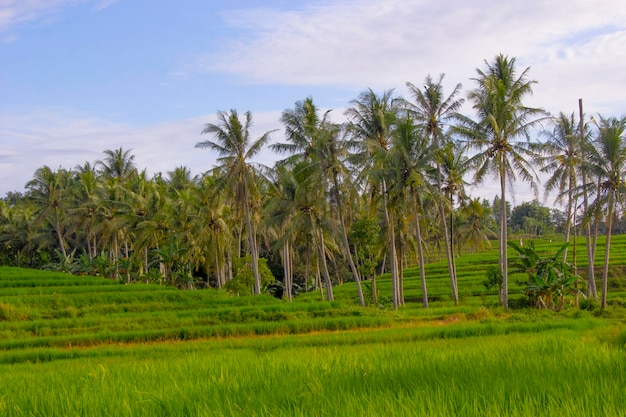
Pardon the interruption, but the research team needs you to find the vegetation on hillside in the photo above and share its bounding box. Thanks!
[2,54,626,310]
[0,266,625,416]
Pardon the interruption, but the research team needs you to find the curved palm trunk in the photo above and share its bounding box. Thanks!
[601,192,614,311]
[53,207,68,259]
[331,181,365,307]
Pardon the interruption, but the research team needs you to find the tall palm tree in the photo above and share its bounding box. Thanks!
[390,112,434,307]
[196,110,274,295]
[538,113,585,262]
[70,162,101,260]
[95,148,139,279]
[455,54,547,308]
[26,166,71,259]
[577,107,599,299]
[274,98,364,305]
[264,165,299,301]
[97,147,137,181]
[589,115,626,310]
[195,174,231,288]
[456,197,496,254]
[346,89,402,309]
[440,141,469,269]
[405,74,464,304]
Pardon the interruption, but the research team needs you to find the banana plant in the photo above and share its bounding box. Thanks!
[508,241,583,310]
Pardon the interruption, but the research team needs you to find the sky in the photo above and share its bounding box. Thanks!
[1,0,626,205]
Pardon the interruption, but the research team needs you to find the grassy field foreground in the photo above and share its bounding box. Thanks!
[0,318,624,416]
[1,234,626,416]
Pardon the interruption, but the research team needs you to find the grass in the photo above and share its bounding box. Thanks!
[0,323,624,416]
[0,234,626,416]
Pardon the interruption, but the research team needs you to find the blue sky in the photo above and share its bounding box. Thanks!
[1,0,626,204]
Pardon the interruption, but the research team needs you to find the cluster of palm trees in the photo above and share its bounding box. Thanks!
[1,54,625,310]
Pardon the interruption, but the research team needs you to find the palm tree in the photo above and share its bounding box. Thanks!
[538,112,585,262]
[456,197,496,254]
[440,141,470,266]
[196,110,274,295]
[390,112,434,307]
[405,74,464,304]
[97,147,137,181]
[70,162,101,261]
[264,165,298,301]
[26,166,71,259]
[195,174,231,289]
[577,106,599,299]
[274,98,364,305]
[455,54,547,308]
[589,115,626,310]
[346,89,402,309]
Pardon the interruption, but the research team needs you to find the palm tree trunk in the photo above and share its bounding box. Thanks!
[330,176,365,306]
[371,272,378,304]
[578,99,597,299]
[304,243,311,292]
[411,191,428,308]
[437,174,458,305]
[601,193,614,311]
[113,234,119,280]
[382,183,399,309]
[124,238,131,284]
[242,187,261,295]
[283,240,293,302]
[563,175,574,262]
[499,162,509,309]
[398,244,405,306]
[54,207,68,259]
[317,227,334,302]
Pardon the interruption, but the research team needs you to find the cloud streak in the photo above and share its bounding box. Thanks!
[0,0,82,35]
[202,0,626,116]
[0,108,282,195]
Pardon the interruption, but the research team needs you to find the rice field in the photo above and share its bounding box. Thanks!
[0,234,625,416]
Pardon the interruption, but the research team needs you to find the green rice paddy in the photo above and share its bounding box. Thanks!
[0,235,625,416]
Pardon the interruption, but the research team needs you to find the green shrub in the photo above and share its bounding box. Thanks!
[579,298,598,312]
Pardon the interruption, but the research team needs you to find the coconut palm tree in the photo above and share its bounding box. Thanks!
[455,54,547,308]
[577,109,599,299]
[70,162,101,261]
[405,74,464,304]
[346,89,403,309]
[538,112,586,262]
[456,197,496,254]
[196,110,274,295]
[390,112,434,307]
[588,115,626,310]
[274,97,364,305]
[26,166,71,259]
[97,147,137,181]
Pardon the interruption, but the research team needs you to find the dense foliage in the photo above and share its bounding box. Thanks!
[0,266,625,416]
[2,54,626,310]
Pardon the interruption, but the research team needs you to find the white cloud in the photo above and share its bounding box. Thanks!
[200,0,626,117]
[0,0,82,35]
[0,108,283,195]
[93,0,120,12]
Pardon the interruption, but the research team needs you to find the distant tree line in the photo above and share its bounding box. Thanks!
[2,54,625,310]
